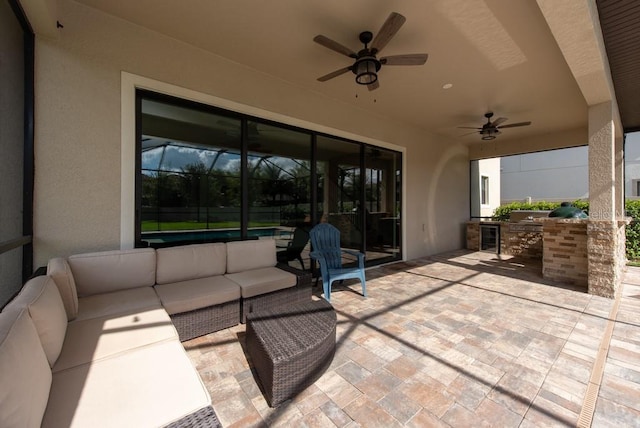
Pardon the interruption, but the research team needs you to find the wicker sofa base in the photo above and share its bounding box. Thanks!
[165,405,221,428]
[171,300,241,341]
[242,283,312,323]
[240,262,313,323]
[246,299,337,407]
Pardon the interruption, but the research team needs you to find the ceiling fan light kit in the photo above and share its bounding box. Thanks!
[354,57,380,85]
[353,31,381,85]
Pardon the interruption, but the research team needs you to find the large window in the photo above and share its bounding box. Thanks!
[1,0,34,308]
[136,90,402,268]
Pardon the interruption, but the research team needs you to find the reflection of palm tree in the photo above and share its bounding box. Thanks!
[181,162,208,221]
[256,163,290,205]
[207,162,241,208]
[180,161,244,214]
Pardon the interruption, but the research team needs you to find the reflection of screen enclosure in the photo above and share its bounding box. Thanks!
[141,99,243,233]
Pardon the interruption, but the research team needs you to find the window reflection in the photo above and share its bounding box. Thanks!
[247,122,312,268]
[137,92,401,267]
[140,98,241,244]
[364,146,402,262]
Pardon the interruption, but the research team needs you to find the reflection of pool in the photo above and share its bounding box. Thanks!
[142,227,290,244]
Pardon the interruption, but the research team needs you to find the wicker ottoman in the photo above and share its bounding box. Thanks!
[246,299,336,407]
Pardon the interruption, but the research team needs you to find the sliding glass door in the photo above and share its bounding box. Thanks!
[363,147,402,263]
[136,90,402,267]
[316,136,363,256]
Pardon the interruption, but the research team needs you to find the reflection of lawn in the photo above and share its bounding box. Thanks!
[142,221,279,232]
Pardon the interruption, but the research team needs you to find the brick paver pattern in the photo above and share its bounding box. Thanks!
[183,250,640,427]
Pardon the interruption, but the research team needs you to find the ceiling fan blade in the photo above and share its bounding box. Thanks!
[368,80,380,91]
[459,131,480,137]
[457,126,482,130]
[491,117,508,127]
[498,121,532,128]
[371,12,406,54]
[313,35,357,58]
[317,66,352,82]
[380,53,428,66]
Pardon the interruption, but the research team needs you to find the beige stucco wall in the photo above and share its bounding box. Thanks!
[32,0,469,267]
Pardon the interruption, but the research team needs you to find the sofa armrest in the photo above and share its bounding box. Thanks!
[276,263,312,287]
[47,258,79,321]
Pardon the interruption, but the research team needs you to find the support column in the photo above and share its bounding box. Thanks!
[587,101,625,298]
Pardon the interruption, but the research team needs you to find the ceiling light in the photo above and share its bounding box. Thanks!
[442,83,453,89]
[354,56,381,85]
[482,135,496,140]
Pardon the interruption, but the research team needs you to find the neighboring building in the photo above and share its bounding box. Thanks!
[501,146,589,204]
[471,158,501,218]
[498,132,640,204]
[625,132,640,200]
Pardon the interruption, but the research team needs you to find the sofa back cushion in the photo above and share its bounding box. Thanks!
[0,306,52,428]
[156,243,227,285]
[226,239,277,274]
[13,276,68,367]
[68,248,156,297]
[47,258,79,320]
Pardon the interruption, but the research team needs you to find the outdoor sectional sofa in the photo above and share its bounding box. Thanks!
[0,239,311,427]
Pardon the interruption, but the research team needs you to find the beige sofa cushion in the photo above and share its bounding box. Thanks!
[0,306,52,428]
[43,341,211,428]
[47,258,79,320]
[226,239,277,274]
[68,248,156,297]
[53,308,177,372]
[225,266,297,298]
[155,276,241,315]
[13,276,68,367]
[75,287,162,321]
[156,243,226,285]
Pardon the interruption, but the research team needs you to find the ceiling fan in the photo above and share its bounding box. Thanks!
[313,12,428,91]
[459,112,532,140]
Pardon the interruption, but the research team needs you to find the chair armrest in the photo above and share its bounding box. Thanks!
[342,249,362,257]
[276,262,312,287]
[342,249,365,267]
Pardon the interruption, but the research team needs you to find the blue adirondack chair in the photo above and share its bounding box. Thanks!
[309,223,367,302]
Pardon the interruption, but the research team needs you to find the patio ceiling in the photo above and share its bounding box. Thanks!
[62,1,620,145]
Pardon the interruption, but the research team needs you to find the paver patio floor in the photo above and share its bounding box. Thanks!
[183,250,640,427]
